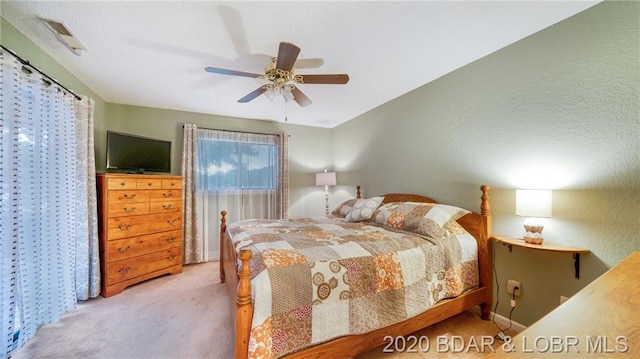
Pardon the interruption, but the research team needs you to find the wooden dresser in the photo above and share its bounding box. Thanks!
[97,173,184,297]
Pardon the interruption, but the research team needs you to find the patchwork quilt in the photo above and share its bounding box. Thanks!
[227,216,479,358]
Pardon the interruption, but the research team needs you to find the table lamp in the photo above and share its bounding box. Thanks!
[316,170,336,215]
[515,189,552,244]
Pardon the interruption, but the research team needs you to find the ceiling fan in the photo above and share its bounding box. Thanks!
[205,42,349,107]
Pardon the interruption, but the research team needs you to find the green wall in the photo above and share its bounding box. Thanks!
[104,103,334,218]
[333,1,639,326]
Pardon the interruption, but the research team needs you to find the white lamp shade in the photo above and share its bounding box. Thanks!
[516,189,552,218]
[316,172,336,186]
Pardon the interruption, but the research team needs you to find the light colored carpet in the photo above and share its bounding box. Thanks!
[13,262,233,359]
[12,262,512,358]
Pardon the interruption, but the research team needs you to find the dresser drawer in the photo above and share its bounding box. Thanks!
[149,189,182,202]
[137,178,162,189]
[108,190,150,204]
[106,229,182,262]
[150,200,181,214]
[106,247,182,285]
[107,202,150,217]
[107,177,138,190]
[162,178,181,190]
[107,213,183,240]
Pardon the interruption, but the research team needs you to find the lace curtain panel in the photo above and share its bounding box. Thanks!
[181,125,289,263]
[0,50,99,358]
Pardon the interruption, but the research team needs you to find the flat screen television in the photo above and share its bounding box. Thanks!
[106,131,171,173]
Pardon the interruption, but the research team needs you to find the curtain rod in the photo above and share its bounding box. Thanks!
[1,44,82,101]
[183,124,286,137]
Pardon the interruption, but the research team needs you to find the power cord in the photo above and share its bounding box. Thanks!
[492,242,518,341]
[503,288,518,333]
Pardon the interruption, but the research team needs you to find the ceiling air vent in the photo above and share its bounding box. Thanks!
[40,18,85,56]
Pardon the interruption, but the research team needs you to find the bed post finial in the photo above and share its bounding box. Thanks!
[356,185,361,199]
[480,185,491,216]
[221,210,227,232]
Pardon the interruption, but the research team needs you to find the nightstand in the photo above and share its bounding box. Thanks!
[492,234,589,279]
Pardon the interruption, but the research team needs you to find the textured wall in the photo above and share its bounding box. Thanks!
[333,1,639,326]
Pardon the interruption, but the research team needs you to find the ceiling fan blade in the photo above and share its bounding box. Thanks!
[219,5,250,56]
[294,58,324,69]
[290,86,312,107]
[296,74,350,84]
[205,67,261,78]
[275,42,300,72]
[238,86,268,103]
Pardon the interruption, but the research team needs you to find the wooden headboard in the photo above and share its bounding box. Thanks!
[380,193,438,204]
[355,186,438,204]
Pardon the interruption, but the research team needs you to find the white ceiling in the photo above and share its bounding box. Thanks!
[2,1,600,128]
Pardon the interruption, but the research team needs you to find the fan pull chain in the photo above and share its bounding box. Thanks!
[284,98,288,122]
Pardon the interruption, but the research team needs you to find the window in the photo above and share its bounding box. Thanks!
[197,136,278,192]
[184,128,286,263]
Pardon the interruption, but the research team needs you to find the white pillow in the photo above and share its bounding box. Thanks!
[331,199,358,217]
[345,196,385,222]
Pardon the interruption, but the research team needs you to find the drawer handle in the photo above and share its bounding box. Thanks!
[166,236,176,243]
[120,182,126,186]
[123,206,136,212]
[117,245,131,253]
[166,255,176,261]
[167,219,178,224]
[117,267,131,274]
[162,192,173,198]
[162,204,173,210]
[118,224,131,231]
[147,182,152,186]
[122,193,136,199]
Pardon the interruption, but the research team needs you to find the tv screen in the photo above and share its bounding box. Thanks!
[106,131,171,173]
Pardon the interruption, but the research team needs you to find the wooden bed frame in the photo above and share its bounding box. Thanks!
[220,185,492,358]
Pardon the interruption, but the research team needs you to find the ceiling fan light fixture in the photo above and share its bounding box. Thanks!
[281,85,294,101]
[264,86,278,101]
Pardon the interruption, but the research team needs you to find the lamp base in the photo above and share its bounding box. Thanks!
[523,224,544,244]
[324,186,330,215]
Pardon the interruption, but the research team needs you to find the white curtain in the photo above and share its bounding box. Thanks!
[181,126,288,262]
[0,49,99,358]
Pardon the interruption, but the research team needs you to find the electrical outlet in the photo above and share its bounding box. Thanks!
[507,279,522,297]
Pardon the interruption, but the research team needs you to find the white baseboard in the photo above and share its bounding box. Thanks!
[489,311,527,333]
[470,307,527,333]
[208,250,220,262]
